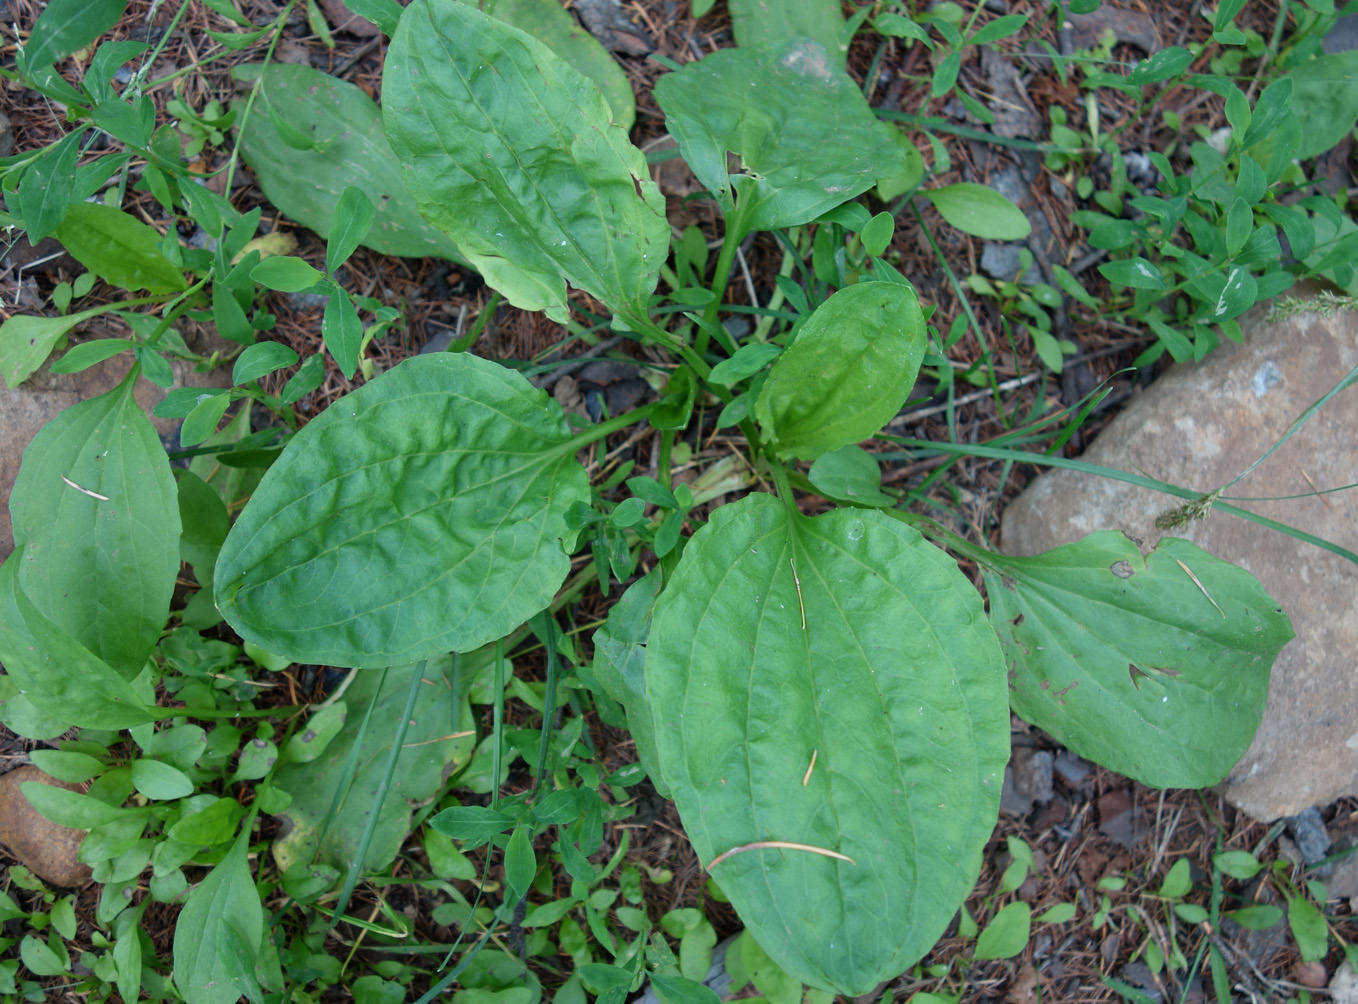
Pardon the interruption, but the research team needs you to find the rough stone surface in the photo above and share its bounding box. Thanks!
[0,766,92,887]
[0,316,234,560]
[1000,301,1358,821]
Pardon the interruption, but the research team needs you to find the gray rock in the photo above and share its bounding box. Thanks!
[1332,961,1358,1004]
[1287,806,1333,865]
[1323,15,1358,54]
[980,243,1042,285]
[999,296,1358,820]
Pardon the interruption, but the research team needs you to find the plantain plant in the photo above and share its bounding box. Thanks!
[197,3,1293,996]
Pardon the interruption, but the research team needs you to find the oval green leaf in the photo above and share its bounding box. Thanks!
[730,0,848,69]
[922,183,1031,241]
[986,532,1292,788]
[214,353,590,668]
[1098,256,1166,291]
[974,902,1032,960]
[232,62,465,261]
[130,759,195,800]
[0,557,155,731]
[756,281,926,459]
[464,0,636,129]
[52,202,186,294]
[173,828,263,1004]
[274,655,477,873]
[654,39,904,238]
[646,493,1009,993]
[383,0,667,322]
[9,375,180,677]
[0,304,112,387]
[232,341,299,386]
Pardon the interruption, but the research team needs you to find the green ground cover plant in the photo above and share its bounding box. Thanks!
[1,0,1357,1001]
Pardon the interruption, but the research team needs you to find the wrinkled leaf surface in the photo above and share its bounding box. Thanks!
[756,281,925,459]
[654,39,902,238]
[0,554,156,730]
[384,0,667,321]
[729,0,847,68]
[233,63,463,261]
[52,203,186,293]
[172,827,263,1004]
[647,493,1008,993]
[465,0,636,129]
[215,353,590,668]
[272,654,478,873]
[986,532,1291,788]
[10,375,179,677]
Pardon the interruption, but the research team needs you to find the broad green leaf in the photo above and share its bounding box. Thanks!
[986,532,1291,788]
[1036,902,1077,924]
[1227,904,1283,930]
[321,288,362,378]
[173,828,263,1004]
[807,445,893,506]
[272,654,478,873]
[974,902,1031,960]
[647,494,1009,993]
[249,256,322,292]
[21,778,143,829]
[16,128,82,246]
[49,338,134,374]
[708,343,781,385]
[969,13,1027,45]
[462,0,636,129]
[28,750,107,784]
[429,805,516,843]
[180,392,232,448]
[1126,46,1193,85]
[232,341,299,386]
[649,971,721,1004]
[590,568,669,797]
[18,936,67,977]
[215,353,590,667]
[1289,896,1328,961]
[168,797,242,846]
[336,0,401,35]
[654,39,903,240]
[921,183,1031,240]
[130,759,194,800]
[756,281,926,459]
[0,562,156,730]
[1241,77,1294,151]
[1159,858,1193,898]
[1213,850,1263,880]
[0,304,113,387]
[504,825,536,903]
[9,375,179,676]
[730,0,847,69]
[874,129,926,202]
[1286,51,1358,160]
[1098,257,1166,291]
[325,186,376,275]
[931,50,960,97]
[232,63,463,261]
[861,211,895,258]
[52,203,186,294]
[279,703,346,764]
[22,0,127,73]
[1213,265,1258,320]
[383,0,667,322]
[0,676,70,740]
